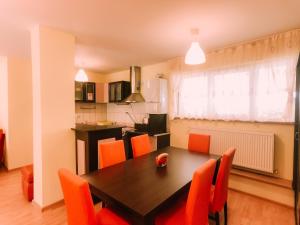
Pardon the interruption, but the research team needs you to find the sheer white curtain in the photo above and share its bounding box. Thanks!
[170,30,300,122]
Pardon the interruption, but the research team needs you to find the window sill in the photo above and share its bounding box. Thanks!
[171,117,294,126]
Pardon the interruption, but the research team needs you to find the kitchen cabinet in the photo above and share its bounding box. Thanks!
[75,82,96,103]
[143,78,168,113]
[109,81,131,102]
[96,83,108,103]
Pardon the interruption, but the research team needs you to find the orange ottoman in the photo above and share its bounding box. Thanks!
[21,165,33,201]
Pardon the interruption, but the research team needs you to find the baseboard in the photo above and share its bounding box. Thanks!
[231,168,292,189]
[229,188,293,209]
[41,199,64,212]
[229,173,294,207]
[31,199,65,212]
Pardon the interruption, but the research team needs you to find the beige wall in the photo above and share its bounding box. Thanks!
[0,57,33,170]
[6,57,33,169]
[171,119,294,180]
[0,56,8,166]
[85,70,106,83]
[104,61,172,82]
[31,26,76,208]
[0,57,8,132]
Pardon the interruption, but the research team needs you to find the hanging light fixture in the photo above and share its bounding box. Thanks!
[185,28,206,65]
[75,69,88,82]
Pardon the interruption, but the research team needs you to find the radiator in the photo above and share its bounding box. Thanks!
[189,128,275,174]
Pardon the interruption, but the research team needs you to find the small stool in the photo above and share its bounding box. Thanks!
[21,164,33,201]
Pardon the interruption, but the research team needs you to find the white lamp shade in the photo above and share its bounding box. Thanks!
[75,69,88,82]
[185,42,206,65]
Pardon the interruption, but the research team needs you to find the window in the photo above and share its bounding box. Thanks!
[171,58,296,122]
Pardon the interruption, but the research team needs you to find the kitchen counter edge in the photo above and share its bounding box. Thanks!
[71,124,124,132]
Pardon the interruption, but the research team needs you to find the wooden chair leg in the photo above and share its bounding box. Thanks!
[215,212,220,225]
[224,202,228,225]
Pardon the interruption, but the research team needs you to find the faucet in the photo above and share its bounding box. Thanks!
[126,112,137,124]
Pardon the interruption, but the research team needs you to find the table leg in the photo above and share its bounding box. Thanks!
[213,158,220,185]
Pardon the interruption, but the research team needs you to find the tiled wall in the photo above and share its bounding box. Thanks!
[106,103,160,126]
[75,103,107,124]
[75,102,161,126]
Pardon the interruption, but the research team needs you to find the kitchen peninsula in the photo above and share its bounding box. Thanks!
[72,124,123,174]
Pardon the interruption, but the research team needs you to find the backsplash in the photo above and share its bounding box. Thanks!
[75,102,162,125]
[106,103,160,126]
[75,103,107,124]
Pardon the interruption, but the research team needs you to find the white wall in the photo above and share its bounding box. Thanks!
[31,26,76,207]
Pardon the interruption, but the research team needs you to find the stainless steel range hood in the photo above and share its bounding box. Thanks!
[124,66,145,103]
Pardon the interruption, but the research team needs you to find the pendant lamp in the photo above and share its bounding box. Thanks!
[75,69,88,82]
[185,28,206,65]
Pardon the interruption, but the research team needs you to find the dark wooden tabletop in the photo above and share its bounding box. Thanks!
[82,146,220,225]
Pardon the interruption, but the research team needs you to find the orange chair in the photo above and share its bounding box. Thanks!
[155,159,217,225]
[58,168,129,225]
[188,133,210,154]
[21,164,33,201]
[131,134,152,158]
[98,140,126,169]
[209,147,236,225]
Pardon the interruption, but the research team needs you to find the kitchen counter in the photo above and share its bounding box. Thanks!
[72,123,124,132]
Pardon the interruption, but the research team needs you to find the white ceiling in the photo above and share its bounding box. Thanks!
[0,0,300,73]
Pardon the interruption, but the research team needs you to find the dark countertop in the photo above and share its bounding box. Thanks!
[72,124,124,132]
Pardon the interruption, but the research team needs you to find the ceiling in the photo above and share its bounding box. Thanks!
[0,0,300,73]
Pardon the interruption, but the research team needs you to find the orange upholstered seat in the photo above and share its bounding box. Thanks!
[131,134,152,158]
[188,133,210,154]
[209,147,236,225]
[155,159,217,225]
[21,164,34,201]
[98,140,126,169]
[58,168,129,225]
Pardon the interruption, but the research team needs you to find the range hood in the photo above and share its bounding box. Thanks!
[124,66,145,103]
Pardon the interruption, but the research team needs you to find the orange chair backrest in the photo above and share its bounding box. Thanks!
[99,140,126,169]
[186,159,216,225]
[188,133,210,154]
[58,169,97,225]
[211,147,236,212]
[131,134,152,158]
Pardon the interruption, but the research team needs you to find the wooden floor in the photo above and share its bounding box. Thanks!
[0,167,294,225]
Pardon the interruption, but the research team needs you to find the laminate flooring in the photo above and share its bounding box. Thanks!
[0,167,294,225]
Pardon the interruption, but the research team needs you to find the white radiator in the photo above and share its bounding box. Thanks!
[189,128,275,174]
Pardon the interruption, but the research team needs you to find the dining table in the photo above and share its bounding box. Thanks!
[82,146,221,225]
